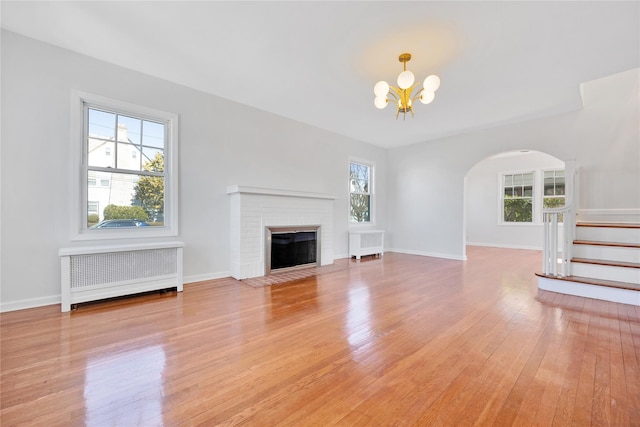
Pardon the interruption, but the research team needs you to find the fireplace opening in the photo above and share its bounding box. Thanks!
[265,226,320,274]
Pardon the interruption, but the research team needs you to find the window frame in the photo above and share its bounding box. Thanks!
[499,170,536,225]
[348,158,375,226]
[71,91,179,241]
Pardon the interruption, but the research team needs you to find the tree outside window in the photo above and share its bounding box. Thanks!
[350,162,372,223]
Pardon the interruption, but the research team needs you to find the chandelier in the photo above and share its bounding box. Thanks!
[373,53,441,120]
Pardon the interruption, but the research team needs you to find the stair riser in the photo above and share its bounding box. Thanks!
[538,277,640,306]
[571,263,640,285]
[576,227,640,244]
[572,245,640,264]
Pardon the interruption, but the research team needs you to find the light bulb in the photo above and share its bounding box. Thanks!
[397,70,415,89]
[374,81,390,97]
[420,91,435,104]
[423,75,441,92]
[374,96,388,109]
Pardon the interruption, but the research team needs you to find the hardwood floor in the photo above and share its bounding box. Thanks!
[1,247,638,426]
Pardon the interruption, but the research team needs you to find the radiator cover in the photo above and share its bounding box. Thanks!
[59,242,184,312]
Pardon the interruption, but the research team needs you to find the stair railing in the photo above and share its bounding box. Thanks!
[542,206,572,276]
[542,160,579,277]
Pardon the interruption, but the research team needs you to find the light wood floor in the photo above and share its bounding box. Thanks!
[1,247,638,426]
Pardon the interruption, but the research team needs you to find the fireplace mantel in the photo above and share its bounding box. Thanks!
[226,185,335,200]
[227,186,335,280]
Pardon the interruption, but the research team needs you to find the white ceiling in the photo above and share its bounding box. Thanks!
[2,1,638,148]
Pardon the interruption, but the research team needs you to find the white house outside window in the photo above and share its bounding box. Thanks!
[350,161,372,223]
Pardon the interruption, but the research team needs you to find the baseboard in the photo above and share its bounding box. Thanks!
[388,248,467,261]
[466,242,542,251]
[578,208,640,223]
[538,276,640,306]
[1,295,61,313]
[183,271,231,284]
[1,271,233,313]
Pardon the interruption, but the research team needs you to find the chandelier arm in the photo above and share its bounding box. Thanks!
[411,87,425,103]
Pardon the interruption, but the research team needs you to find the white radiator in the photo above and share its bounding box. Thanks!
[59,242,184,312]
[349,230,384,260]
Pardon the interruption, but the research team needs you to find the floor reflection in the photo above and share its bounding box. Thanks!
[268,278,318,319]
[84,345,165,426]
[346,285,372,347]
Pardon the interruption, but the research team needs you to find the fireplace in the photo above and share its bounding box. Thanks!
[227,185,335,280]
[265,226,320,274]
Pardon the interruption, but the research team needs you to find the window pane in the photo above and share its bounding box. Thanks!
[117,115,141,144]
[88,138,115,168]
[349,162,371,222]
[350,194,370,222]
[504,175,513,186]
[141,149,164,172]
[504,187,513,197]
[117,142,142,171]
[504,199,532,222]
[555,176,565,195]
[513,174,523,186]
[142,121,165,148]
[522,173,533,186]
[544,177,554,195]
[87,171,164,227]
[88,109,115,139]
[543,196,565,209]
[523,185,533,197]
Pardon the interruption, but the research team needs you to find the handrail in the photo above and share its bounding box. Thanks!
[542,205,573,276]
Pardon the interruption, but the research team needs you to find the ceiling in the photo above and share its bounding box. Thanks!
[2,1,638,149]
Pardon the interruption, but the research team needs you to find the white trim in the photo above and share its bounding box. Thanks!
[225,185,334,200]
[538,276,640,306]
[59,241,184,256]
[183,271,232,284]
[466,242,542,251]
[70,90,179,241]
[1,295,61,313]
[578,208,640,223]
[388,248,467,261]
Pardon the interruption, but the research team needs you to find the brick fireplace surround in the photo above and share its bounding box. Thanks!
[227,186,335,280]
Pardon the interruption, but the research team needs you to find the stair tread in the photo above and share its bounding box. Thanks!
[573,240,640,248]
[572,257,640,268]
[577,222,640,229]
[536,272,640,291]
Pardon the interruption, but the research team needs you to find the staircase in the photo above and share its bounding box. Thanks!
[537,222,640,306]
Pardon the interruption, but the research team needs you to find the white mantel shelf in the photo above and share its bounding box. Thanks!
[226,185,335,200]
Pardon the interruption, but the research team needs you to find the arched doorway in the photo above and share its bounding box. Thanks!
[463,150,565,258]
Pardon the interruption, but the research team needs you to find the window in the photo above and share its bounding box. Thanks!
[543,169,565,222]
[73,91,178,240]
[543,170,565,209]
[349,161,372,223]
[502,172,534,222]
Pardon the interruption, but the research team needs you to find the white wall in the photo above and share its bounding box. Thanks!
[465,151,564,250]
[0,31,387,310]
[388,68,639,260]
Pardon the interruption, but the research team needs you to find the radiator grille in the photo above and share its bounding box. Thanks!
[361,233,383,249]
[70,248,178,289]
